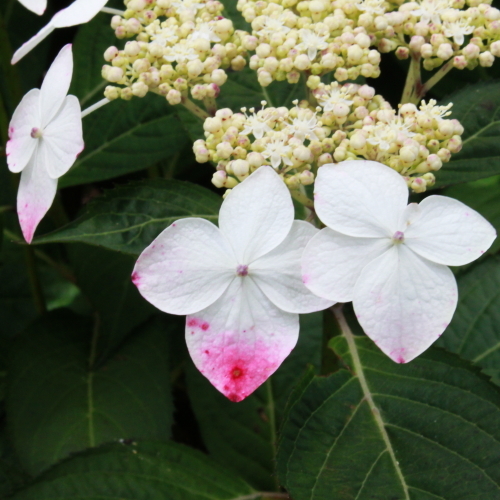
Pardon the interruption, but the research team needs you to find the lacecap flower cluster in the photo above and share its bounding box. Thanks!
[102,0,249,104]
[194,82,464,194]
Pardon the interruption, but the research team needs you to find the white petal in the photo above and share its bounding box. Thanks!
[6,89,40,173]
[11,24,55,65]
[43,95,84,179]
[218,166,294,263]
[251,221,335,313]
[302,227,391,303]
[40,44,74,125]
[314,160,409,237]
[186,278,299,402]
[353,245,458,363]
[405,195,497,266]
[52,0,109,27]
[132,218,236,315]
[17,145,58,243]
[17,0,47,15]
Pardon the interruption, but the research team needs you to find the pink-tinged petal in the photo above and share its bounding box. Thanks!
[17,146,57,243]
[186,277,299,402]
[6,89,40,173]
[40,44,74,125]
[44,95,83,178]
[219,166,294,263]
[314,160,409,238]
[251,221,334,313]
[404,195,497,266]
[353,245,458,363]
[11,24,55,65]
[133,218,236,315]
[302,227,391,303]
[17,0,47,15]
[52,0,109,27]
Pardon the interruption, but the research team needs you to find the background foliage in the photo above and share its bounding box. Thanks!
[1,0,500,498]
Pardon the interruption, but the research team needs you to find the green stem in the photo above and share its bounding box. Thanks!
[418,59,454,100]
[180,95,210,120]
[290,189,314,210]
[401,53,422,105]
[203,96,217,116]
[261,85,274,107]
[331,305,410,500]
[24,246,46,314]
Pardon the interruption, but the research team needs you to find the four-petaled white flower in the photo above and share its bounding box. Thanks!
[189,22,221,42]
[444,19,474,45]
[7,44,84,243]
[302,160,496,364]
[287,112,320,142]
[164,43,199,63]
[262,137,293,169]
[172,0,204,14]
[297,29,329,61]
[149,26,179,47]
[317,85,354,112]
[256,16,291,38]
[411,0,451,25]
[355,0,386,15]
[366,123,395,151]
[12,0,109,64]
[17,0,46,15]
[132,167,332,402]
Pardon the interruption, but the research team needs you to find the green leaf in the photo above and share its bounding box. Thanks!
[436,81,500,187]
[437,255,500,385]
[6,311,174,476]
[68,244,155,357]
[61,94,190,187]
[443,176,500,255]
[34,180,222,255]
[186,312,323,490]
[278,330,500,500]
[10,441,254,500]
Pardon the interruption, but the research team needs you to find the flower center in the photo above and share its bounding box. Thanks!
[236,265,249,277]
[30,127,43,139]
[392,231,405,244]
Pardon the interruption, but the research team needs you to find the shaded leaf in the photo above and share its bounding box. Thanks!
[6,311,174,476]
[186,312,323,490]
[35,180,222,255]
[278,332,500,500]
[436,81,500,187]
[438,255,500,385]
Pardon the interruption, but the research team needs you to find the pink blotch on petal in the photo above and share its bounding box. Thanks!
[302,274,310,284]
[390,347,407,364]
[187,318,210,331]
[131,272,141,286]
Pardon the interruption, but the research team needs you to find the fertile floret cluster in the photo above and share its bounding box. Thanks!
[102,0,249,103]
[193,82,464,194]
[238,0,382,85]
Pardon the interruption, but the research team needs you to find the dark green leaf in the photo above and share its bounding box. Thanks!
[35,180,222,255]
[436,81,500,187]
[278,333,500,500]
[6,311,174,476]
[68,244,155,357]
[437,255,500,385]
[10,441,254,500]
[186,312,323,490]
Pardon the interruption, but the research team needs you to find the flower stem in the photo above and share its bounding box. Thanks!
[418,59,454,99]
[203,96,217,116]
[290,189,314,209]
[100,7,126,15]
[401,53,422,104]
[181,95,210,120]
[81,98,110,119]
[25,246,46,315]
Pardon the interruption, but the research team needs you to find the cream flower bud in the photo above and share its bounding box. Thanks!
[437,43,453,60]
[400,145,419,162]
[294,54,312,70]
[247,152,265,169]
[104,66,124,83]
[212,170,227,188]
[166,89,182,105]
[347,45,364,64]
[104,46,119,62]
[211,69,228,86]
[350,132,366,150]
[438,120,455,137]
[479,51,495,67]
[427,154,442,171]
[256,43,272,58]
[421,43,433,58]
[447,135,462,153]
[232,159,250,179]
[410,177,427,193]
[409,36,425,52]
[216,141,233,159]
[132,81,149,97]
[125,41,141,57]
[317,153,333,166]
[490,41,500,57]
[104,86,120,100]
[257,70,273,86]
[187,59,204,78]
[463,43,480,59]
[133,58,150,73]
[204,117,223,134]
[333,103,351,118]
[453,55,467,69]
[299,170,315,185]
[355,33,371,48]
[293,145,313,162]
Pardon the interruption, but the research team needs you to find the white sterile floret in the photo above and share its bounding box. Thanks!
[411,0,451,25]
[302,160,496,364]
[317,84,354,112]
[12,0,109,64]
[132,167,332,402]
[6,45,84,243]
[297,29,329,61]
[443,19,474,46]
[17,0,47,15]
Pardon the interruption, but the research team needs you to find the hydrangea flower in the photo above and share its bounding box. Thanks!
[6,45,83,243]
[12,0,108,64]
[17,0,46,15]
[302,160,496,363]
[132,167,333,402]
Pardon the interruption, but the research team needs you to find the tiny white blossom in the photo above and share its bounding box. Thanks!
[6,45,84,243]
[366,124,395,151]
[355,0,386,15]
[256,15,291,38]
[133,167,332,402]
[317,84,354,112]
[241,104,272,139]
[12,0,109,63]
[262,137,293,169]
[443,19,474,46]
[302,160,496,364]
[17,0,46,15]
[287,111,320,142]
[147,23,179,47]
[419,99,453,118]
[297,29,329,61]
[164,43,199,63]
[172,0,204,14]
[189,22,221,42]
[411,0,451,25]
